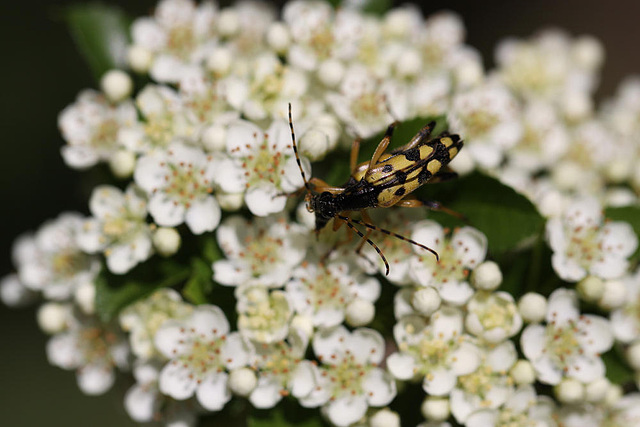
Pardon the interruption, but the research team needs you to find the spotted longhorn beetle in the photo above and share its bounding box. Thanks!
[288,104,464,275]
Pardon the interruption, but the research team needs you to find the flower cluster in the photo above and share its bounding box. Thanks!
[4,1,640,426]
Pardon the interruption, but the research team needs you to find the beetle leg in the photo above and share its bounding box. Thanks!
[308,177,345,194]
[368,122,398,170]
[395,196,467,221]
[337,214,391,275]
[354,210,374,254]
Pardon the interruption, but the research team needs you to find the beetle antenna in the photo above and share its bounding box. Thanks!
[288,103,312,193]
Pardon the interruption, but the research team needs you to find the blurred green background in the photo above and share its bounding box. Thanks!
[1,0,639,425]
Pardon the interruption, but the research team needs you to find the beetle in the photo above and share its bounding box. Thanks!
[288,104,463,275]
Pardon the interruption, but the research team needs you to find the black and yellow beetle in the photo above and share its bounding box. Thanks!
[288,104,463,275]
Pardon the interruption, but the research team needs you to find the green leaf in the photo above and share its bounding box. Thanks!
[249,403,325,427]
[361,0,392,16]
[605,205,640,259]
[419,171,545,257]
[603,348,634,385]
[182,258,214,305]
[201,235,223,264]
[95,261,190,322]
[64,3,131,81]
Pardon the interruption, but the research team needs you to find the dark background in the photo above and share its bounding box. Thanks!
[1,1,639,425]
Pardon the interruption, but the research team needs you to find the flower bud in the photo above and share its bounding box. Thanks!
[598,279,627,310]
[627,341,640,370]
[291,314,314,339]
[510,359,535,385]
[128,45,153,73]
[201,124,227,152]
[421,396,450,421]
[217,9,239,36]
[37,303,69,334]
[370,408,400,427]
[345,299,375,327]
[584,378,609,403]
[395,49,422,79]
[109,150,137,179]
[555,378,584,404]
[605,383,623,406]
[573,36,604,69]
[0,274,36,307]
[206,47,232,76]
[153,227,181,257]
[266,22,290,53]
[576,275,604,302]
[518,292,547,323]
[74,281,96,315]
[471,261,502,290]
[412,287,441,316]
[318,59,345,88]
[101,69,133,103]
[229,368,257,397]
[217,192,244,212]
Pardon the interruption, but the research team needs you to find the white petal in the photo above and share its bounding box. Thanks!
[76,218,107,253]
[159,361,198,400]
[567,355,605,383]
[313,326,348,363]
[77,364,115,395]
[196,372,231,411]
[546,289,579,325]
[347,328,385,365]
[452,227,488,267]
[432,307,464,339]
[532,354,563,385]
[154,321,191,358]
[213,157,247,193]
[226,120,262,156]
[465,409,498,427]
[520,324,546,361]
[290,360,317,399]
[124,384,157,422]
[220,333,253,369]
[411,220,444,253]
[46,333,81,369]
[245,184,287,217]
[439,280,474,306]
[362,368,396,406]
[387,352,416,380]
[188,305,230,338]
[148,192,186,227]
[61,145,99,169]
[89,185,125,218]
[325,395,368,427]
[185,196,221,234]
[589,255,628,280]
[134,152,168,192]
[422,367,456,396]
[486,341,517,372]
[577,315,614,354]
[610,310,639,343]
[249,376,283,409]
[106,243,139,274]
[449,342,480,375]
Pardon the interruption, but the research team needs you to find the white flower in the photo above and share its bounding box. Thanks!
[521,288,614,385]
[0,274,37,307]
[213,118,310,216]
[450,341,518,424]
[130,0,217,83]
[124,360,199,425]
[12,213,100,301]
[46,314,129,395]
[448,81,523,170]
[387,309,481,397]
[464,385,556,427]
[134,141,221,234]
[286,260,380,329]
[212,215,308,288]
[236,286,292,344]
[154,305,253,411]
[119,288,194,360]
[409,221,487,306]
[302,326,396,427]
[77,184,153,274]
[248,330,317,409]
[283,1,336,71]
[326,64,397,138]
[465,291,523,343]
[121,85,190,153]
[610,267,640,343]
[546,196,638,281]
[58,90,137,169]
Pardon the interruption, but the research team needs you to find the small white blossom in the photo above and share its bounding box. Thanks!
[119,288,194,360]
[546,196,638,281]
[287,260,380,329]
[421,396,450,422]
[450,341,518,424]
[134,141,221,234]
[101,69,133,103]
[610,267,640,343]
[236,286,292,344]
[12,213,100,301]
[58,90,137,169]
[302,326,396,427]
[77,184,153,274]
[464,385,556,427]
[213,118,310,216]
[518,292,547,323]
[409,221,487,306]
[521,288,614,385]
[0,274,37,307]
[387,309,481,397]
[228,367,257,397]
[213,215,308,288]
[154,305,253,411]
[46,313,129,395]
[465,291,523,343]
